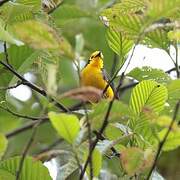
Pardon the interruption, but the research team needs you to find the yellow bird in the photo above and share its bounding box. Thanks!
[80,51,114,101]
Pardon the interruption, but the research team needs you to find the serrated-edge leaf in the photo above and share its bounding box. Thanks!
[0,156,52,180]
[0,19,23,45]
[129,80,168,116]
[13,20,60,50]
[144,29,170,50]
[129,80,168,144]
[106,28,133,61]
[0,2,34,24]
[147,0,180,20]
[128,66,171,84]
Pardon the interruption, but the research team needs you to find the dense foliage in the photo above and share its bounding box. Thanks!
[0,0,180,180]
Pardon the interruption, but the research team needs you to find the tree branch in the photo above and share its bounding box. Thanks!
[6,119,48,138]
[146,100,180,180]
[0,60,69,112]
[0,105,48,121]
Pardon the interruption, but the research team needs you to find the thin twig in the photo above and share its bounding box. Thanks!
[0,105,48,121]
[165,66,180,74]
[174,43,180,78]
[110,53,118,77]
[146,100,180,180]
[83,102,93,179]
[0,81,22,90]
[34,149,70,162]
[16,119,42,180]
[3,41,11,66]
[6,119,48,138]
[144,21,180,33]
[0,60,69,112]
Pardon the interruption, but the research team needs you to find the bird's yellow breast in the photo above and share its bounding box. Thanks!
[81,64,114,100]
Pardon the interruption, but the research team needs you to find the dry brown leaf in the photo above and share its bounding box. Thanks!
[58,86,102,103]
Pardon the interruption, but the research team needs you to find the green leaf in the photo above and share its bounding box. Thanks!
[120,147,154,176]
[106,28,133,63]
[88,100,131,130]
[101,2,145,37]
[144,29,170,50]
[129,80,168,144]
[147,0,180,20]
[158,128,180,151]
[0,169,15,180]
[112,14,144,37]
[0,134,8,159]
[129,80,168,116]
[102,0,146,17]
[16,0,41,11]
[12,20,60,50]
[128,66,171,84]
[120,147,144,176]
[0,19,23,45]
[48,112,80,144]
[0,156,52,180]
[84,148,102,178]
[168,30,180,42]
[0,2,34,24]
[163,80,180,119]
[52,4,91,25]
[0,110,21,134]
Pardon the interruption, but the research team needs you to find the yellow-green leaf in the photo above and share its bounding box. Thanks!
[158,128,180,151]
[0,156,51,180]
[0,134,8,159]
[0,19,23,45]
[0,169,15,180]
[12,20,60,50]
[48,112,80,144]
[168,30,180,42]
[130,80,168,116]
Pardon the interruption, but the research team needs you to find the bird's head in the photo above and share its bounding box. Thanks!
[88,51,104,68]
[89,51,104,61]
